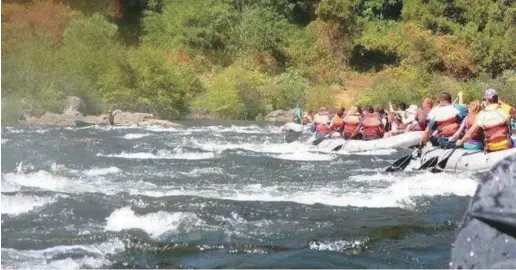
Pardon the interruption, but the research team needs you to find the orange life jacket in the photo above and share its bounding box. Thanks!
[343,115,360,137]
[362,114,383,140]
[436,116,461,137]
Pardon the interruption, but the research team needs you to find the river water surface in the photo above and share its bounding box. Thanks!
[1,122,480,268]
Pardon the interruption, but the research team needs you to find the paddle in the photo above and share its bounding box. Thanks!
[430,147,458,173]
[385,147,420,172]
[285,130,303,143]
[311,135,330,146]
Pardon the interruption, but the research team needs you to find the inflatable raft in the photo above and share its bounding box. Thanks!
[420,145,516,173]
[309,131,423,153]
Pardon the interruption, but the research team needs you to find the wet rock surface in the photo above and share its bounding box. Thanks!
[450,153,516,269]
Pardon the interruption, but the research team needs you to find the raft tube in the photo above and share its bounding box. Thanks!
[420,145,516,173]
[309,131,423,153]
[281,122,312,133]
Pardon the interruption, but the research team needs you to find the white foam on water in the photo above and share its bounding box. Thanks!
[272,152,337,161]
[179,167,224,177]
[144,125,179,132]
[353,149,398,156]
[1,238,124,269]
[97,148,216,160]
[82,166,122,177]
[309,239,368,252]
[123,133,151,140]
[1,171,75,193]
[2,138,9,144]
[188,138,311,154]
[187,125,282,134]
[127,171,478,209]
[105,207,203,238]
[1,193,62,215]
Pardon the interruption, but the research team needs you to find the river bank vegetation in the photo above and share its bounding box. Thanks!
[2,0,516,123]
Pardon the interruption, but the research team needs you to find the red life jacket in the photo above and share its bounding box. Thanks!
[436,116,460,137]
[362,114,383,140]
[316,123,330,134]
[343,115,360,137]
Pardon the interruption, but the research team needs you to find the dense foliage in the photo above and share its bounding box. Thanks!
[2,0,515,123]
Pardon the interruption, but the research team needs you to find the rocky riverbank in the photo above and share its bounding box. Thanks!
[18,96,184,128]
[15,96,296,127]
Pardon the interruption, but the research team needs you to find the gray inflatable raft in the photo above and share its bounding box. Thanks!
[420,146,516,173]
[309,131,423,153]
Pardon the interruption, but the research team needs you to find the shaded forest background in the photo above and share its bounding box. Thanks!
[2,0,516,122]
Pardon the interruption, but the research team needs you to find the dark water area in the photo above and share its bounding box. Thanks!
[1,122,480,268]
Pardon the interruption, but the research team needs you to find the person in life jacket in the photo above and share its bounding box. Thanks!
[456,89,513,152]
[400,104,419,132]
[342,106,361,139]
[293,103,303,124]
[377,108,390,132]
[449,101,484,150]
[329,108,345,138]
[419,92,462,149]
[384,103,408,137]
[313,107,331,138]
[359,106,385,140]
[410,97,433,131]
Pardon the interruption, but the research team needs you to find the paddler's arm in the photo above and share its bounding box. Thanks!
[419,123,434,146]
[449,119,466,142]
[456,124,480,147]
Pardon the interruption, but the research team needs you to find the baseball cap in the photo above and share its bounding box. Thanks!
[484,88,497,99]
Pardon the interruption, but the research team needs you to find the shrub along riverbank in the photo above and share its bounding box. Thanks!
[2,0,516,124]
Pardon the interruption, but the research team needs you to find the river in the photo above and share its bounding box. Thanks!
[1,121,480,268]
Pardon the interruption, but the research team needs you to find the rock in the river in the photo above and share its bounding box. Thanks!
[450,153,516,269]
[112,110,154,124]
[63,96,86,116]
[265,109,293,122]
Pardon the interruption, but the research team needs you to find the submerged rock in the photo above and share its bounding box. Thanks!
[450,153,516,269]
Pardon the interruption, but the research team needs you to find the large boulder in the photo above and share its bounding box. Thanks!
[25,112,77,126]
[112,110,154,124]
[450,153,516,269]
[63,96,86,116]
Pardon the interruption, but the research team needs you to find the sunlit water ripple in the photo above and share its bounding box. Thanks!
[1,121,479,268]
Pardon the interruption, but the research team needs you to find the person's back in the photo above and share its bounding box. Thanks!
[361,107,384,140]
[314,107,331,138]
[420,92,461,148]
[476,104,511,151]
[457,89,513,152]
[342,107,361,139]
